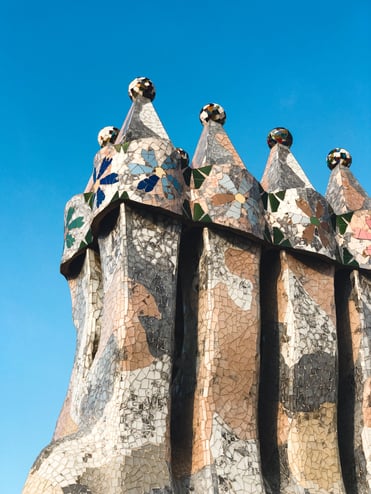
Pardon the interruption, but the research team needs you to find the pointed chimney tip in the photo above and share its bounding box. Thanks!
[128,77,156,102]
[326,148,352,170]
[199,103,226,126]
[267,127,293,149]
[97,126,120,148]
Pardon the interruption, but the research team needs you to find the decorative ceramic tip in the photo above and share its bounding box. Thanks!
[326,148,352,170]
[172,147,189,168]
[199,103,226,126]
[97,126,120,147]
[128,77,156,101]
[267,127,293,149]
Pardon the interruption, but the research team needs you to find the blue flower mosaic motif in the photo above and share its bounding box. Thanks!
[211,175,260,226]
[128,149,182,200]
[93,157,119,207]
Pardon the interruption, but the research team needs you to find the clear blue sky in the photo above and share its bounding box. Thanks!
[1,1,370,491]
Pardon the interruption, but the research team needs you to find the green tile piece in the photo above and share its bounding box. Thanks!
[110,191,120,204]
[192,166,212,189]
[84,193,95,209]
[342,247,359,267]
[310,217,321,227]
[272,227,284,244]
[68,217,84,230]
[85,230,93,245]
[65,233,75,249]
[193,203,212,222]
[337,212,353,235]
[280,239,292,248]
[114,141,130,153]
[66,207,75,224]
[269,193,280,213]
[201,213,212,223]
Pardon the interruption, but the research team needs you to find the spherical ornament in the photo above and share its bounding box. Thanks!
[172,147,189,168]
[97,126,120,147]
[326,148,352,170]
[199,103,226,126]
[128,77,156,101]
[267,127,293,148]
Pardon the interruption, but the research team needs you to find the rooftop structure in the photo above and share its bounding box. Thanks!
[23,78,371,494]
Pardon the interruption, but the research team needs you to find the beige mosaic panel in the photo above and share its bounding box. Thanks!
[189,228,265,493]
[276,251,345,494]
